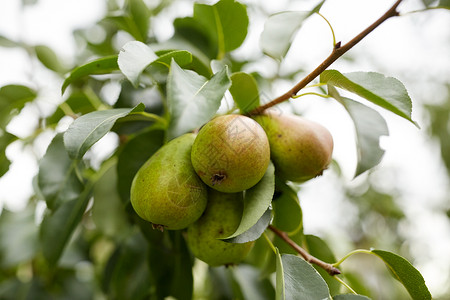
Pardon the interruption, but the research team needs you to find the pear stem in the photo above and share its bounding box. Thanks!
[249,0,403,115]
[268,225,341,276]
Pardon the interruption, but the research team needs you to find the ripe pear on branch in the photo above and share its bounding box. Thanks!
[191,114,270,193]
[130,133,208,230]
[186,190,254,267]
[253,111,333,182]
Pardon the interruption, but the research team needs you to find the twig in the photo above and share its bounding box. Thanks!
[268,225,341,276]
[334,276,357,294]
[249,0,403,115]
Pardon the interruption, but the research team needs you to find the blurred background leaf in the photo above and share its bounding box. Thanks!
[0,203,38,269]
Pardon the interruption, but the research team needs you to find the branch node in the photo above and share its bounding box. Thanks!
[334,41,341,49]
[330,266,341,276]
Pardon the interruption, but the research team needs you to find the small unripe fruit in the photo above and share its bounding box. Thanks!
[186,190,254,267]
[253,112,333,182]
[191,114,270,193]
[130,133,208,230]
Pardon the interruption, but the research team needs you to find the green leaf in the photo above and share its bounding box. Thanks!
[118,42,193,87]
[321,70,416,125]
[92,160,130,238]
[272,186,302,234]
[260,11,310,60]
[61,55,119,94]
[205,267,235,299]
[146,231,193,300]
[103,231,151,300]
[328,86,389,177]
[312,0,326,13]
[426,95,450,176]
[371,249,432,300]
[128,0,150,42]
[0,131,17,177]
[421,0,438,6]
[225,162,275,239]
[37,133,84,210]
[170,16,215,59]
[106,0,150,43]
[118,41,158,87]
[153,50,192,68]
[275,248,285,300]
[34,45,67,73]
[280,254,332,300]
[425,0,450,8]
[304,234,337,264]
[112,111,166,139]
[147,235,174,299]
[117,129,164,203]
[333,295,371,300]
[304,235,340,296]
[223,208,272,243]
[229,72,260,113]
[0,35,20,47]
[63,104,145,160]
[438,0,450,8]
[40,184,91,267]
[0,279,24,299]
[345,97,389,177]
[168,231,194,300]
[0,85,37,129]
[0,204,39,268]
[194,0,249,57]
[167,60,231,139]
[169,17,217,73]
[232,264,276,300]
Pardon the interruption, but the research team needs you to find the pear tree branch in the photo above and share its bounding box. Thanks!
[249,0,403,115]
[268,225,341,276]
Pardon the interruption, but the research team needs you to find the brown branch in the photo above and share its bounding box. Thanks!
[249,0,403,115]
[268,225,341,276]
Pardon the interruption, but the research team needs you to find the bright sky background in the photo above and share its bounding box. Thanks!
[0,0,449,297]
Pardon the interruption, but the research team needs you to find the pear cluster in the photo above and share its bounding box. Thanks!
[130,112,333,267]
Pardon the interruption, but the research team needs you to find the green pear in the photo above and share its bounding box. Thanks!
[130,133,208,230]
[252,112,333,182]
[186,190,254,267]
[191,114,270,193]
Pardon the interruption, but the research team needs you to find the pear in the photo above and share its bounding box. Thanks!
[191,114,270,193]
[186,190,254,266]
[130,133,208,230]
[252,112,333,182]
